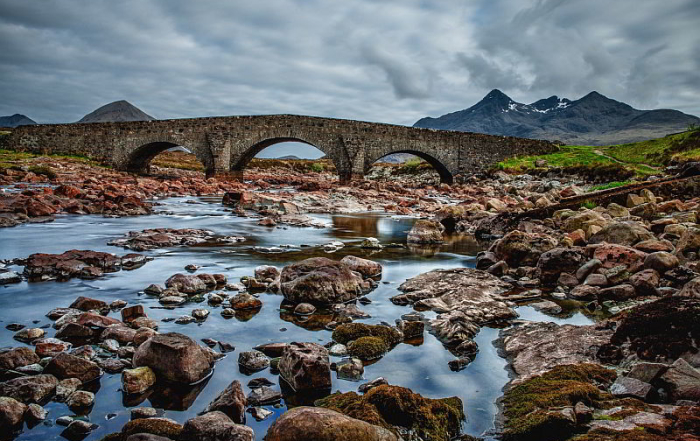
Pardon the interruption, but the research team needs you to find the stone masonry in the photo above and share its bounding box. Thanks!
[6,114,555,183]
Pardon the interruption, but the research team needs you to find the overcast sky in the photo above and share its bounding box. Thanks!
[1,0,698,127]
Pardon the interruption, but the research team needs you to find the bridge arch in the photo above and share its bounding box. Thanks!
[366,149,454,184]
[124,138,215,177]
[230,135,348,180]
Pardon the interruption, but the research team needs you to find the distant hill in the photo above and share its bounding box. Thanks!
[78,100,155,123]
[378,153,418,164]
[0,114,36,127]
[277,155,301,160]
[414,89,700,146]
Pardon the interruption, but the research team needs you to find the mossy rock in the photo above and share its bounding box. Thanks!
[572,428,667,441]
[332,323,402,347]
[28,165,57,179]
[316,384,464,441]
[120,418,184,439]
[502,364,617,441]
[348,336,388,360]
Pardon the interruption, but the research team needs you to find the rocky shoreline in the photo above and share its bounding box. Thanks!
[1,154,700,441]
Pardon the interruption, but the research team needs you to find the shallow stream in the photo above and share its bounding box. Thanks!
[0,196,593,440]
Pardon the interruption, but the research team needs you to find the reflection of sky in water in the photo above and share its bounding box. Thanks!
[0,196,591,440]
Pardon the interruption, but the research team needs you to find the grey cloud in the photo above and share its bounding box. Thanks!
[360,43,433,99]
[0,0,697,126]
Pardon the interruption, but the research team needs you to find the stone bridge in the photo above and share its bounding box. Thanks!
[5,114,555,183]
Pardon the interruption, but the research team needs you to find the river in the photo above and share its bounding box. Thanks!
[0,195,593,440]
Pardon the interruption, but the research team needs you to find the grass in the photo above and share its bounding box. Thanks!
[590,181,631,191]
[495,128,700,178]
[0,148,98,170]
[580,201,597,209]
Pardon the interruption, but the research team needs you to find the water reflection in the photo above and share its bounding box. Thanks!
[0,197,594,441]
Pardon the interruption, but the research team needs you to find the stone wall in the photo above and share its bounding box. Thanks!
[6,114,555,182]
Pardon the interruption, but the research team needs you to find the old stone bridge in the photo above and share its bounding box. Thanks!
[6,114,555,183]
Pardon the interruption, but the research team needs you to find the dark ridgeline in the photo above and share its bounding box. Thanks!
[414,89,700,146]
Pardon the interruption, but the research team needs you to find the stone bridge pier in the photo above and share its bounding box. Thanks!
[5,114,556,183]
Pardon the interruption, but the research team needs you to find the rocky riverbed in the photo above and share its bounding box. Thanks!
[1,156,699,441]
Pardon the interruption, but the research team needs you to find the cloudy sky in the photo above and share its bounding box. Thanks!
[1,0,699,126]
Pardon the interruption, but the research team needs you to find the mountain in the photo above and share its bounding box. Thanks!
[0,114,37,127]
[277,155,301,160]
[78,100,155,123]
[414,90,700,145]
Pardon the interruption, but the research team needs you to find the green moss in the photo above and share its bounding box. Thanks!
[502,364,617,441]
[572,428,666,441]
[332,323,402,347]
[316,384,464,441]
[581,201,597,209]
[347,336,388,360]
[310,162,324,172]
[590,181,632,191]
[28,165,57,179]
[120,418,183,439]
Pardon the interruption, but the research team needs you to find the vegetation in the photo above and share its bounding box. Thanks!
[502,364,616,441]
[316,384,464,441]
[495,128,700,178]
[309,162,325,172]
[590,181,632,191]
[332,322,403,347]
[0,148,98,170]
[151,150,204,171]
[580,201,597,209]
[28,165,57,179]
[347,336,388,360]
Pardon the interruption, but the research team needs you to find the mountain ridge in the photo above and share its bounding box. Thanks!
[414,89,699,145]
[0,114,37,128]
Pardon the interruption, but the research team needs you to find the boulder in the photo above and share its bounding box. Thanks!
[254,265,279,281]
[660,358,700,401]
[340,255,382,278]
[610,376,653,400]
[588,221,654,246]
[592,243,647,272]
[0,374,58,404]
[133,332,214,384]
[203,380,247,424]
[69,297,107,313]
[122,366,157,395]
[644,251,679,273]
[122,305,147,324]
[675,226,700,256]
[0,346,40,370]
[491,230,558,267]
[629,269,660,296]
[0,396,27,428]
[44,352,101,383]
[180,411,254,441]
[279,342,332,392]
[229,293,262,310]
[66,390,95,410]
[280,257,364,305]
[265,407,399,441]
[536,247,587,286]
[406,220,444,243]
[164,273,207,294]
[563,210,607,232]
[238,350,269,373]
[677,277,700,298]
